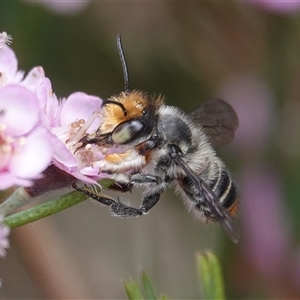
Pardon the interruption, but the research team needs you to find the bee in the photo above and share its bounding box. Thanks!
[74,35,240,243]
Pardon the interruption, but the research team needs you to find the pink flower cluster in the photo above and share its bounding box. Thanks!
[0,32,109,190]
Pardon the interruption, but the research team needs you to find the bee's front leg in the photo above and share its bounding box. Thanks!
[135,135,162,156]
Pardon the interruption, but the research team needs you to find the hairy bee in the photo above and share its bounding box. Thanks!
[74,35,240,243]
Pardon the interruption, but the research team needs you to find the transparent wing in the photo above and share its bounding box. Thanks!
[188,98,239,147]
[176,157,240,243]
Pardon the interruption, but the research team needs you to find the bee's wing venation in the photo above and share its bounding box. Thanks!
[175,157,240,243]
[188,98,239,147]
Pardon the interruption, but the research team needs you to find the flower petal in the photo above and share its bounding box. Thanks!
[0,172,17,189]
[36,78,62,128]
[60,92,102,132]
[8,127,53,178]
[48,131,77,168]
[0,46,18,83]
[0,84,40,136]
[21,66,45,92]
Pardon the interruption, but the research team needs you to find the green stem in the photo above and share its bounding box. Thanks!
[3,191,88,229]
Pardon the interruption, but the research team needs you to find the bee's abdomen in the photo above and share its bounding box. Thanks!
[210,169,238,215]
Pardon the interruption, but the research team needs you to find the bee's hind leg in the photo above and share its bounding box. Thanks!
[72,183,161,218]
[110,191,161,217]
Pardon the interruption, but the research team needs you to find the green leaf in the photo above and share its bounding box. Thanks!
[124,279,144,300]
[159,295,168,300]
[197,251,226,300]
[141,270,157,300]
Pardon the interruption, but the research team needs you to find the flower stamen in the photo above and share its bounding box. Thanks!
[67,112,101,144]
[0,32,13,50]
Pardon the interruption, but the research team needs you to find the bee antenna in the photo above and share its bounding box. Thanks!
[117,34,130,95]
[102,99,128,116]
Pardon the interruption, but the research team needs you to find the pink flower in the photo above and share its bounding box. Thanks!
[0,215,10,258]
[248,0,300,15]
[0,85,53,189]
[240,166,291,277]
[0,35,53,189]
[0,31,116,191]
[218,74,275,155]
[0,42,45,91]
[37,78,110,184]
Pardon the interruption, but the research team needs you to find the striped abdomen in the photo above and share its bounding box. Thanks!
[210,168,239,216]
[177,162,239,221]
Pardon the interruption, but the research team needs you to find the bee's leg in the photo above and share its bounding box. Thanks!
[72,183,161,218]
[135,136,162,156]
[72,183,116,206]
[109,173,162,186]
[139,191,161,214]
[110,191,161,217]
[130,174,162,185]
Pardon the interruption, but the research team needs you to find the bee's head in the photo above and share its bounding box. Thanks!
[99,90,162,145]
[83,35,162,147]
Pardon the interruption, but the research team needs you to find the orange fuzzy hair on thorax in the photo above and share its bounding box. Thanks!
[100,90,163,134]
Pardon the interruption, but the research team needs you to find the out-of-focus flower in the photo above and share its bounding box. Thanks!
[218,74,275,156]
[240,166,291,278]
[247,0,300,15]
[24,0,90,15]
[0,215,10,257]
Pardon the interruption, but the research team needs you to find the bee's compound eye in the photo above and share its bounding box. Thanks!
[112,120,145,144]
